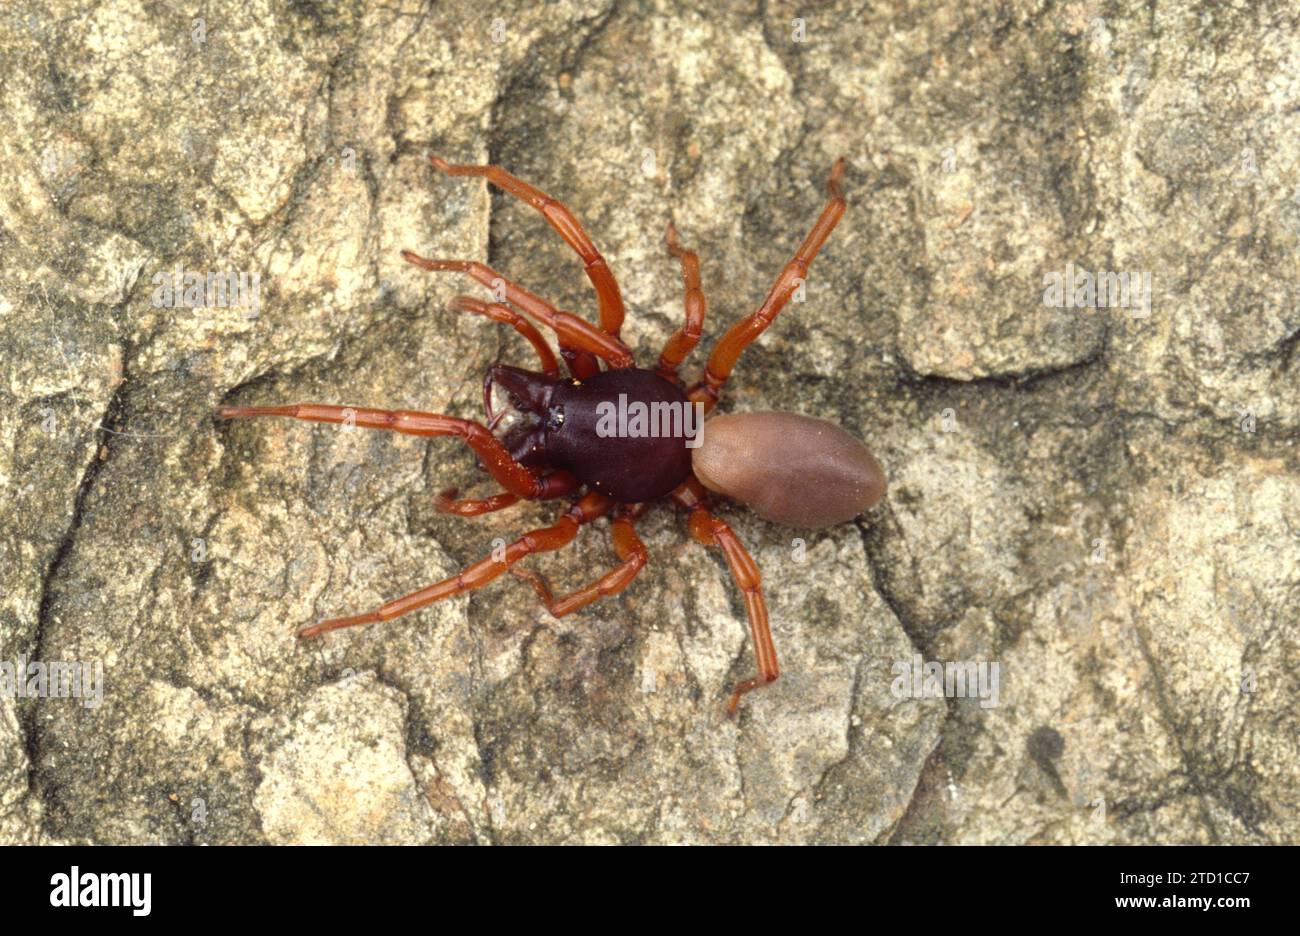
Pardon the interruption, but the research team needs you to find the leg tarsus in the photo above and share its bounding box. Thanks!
[725,675,777,717]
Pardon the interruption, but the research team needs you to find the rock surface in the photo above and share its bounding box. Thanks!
[0,0,1295,843]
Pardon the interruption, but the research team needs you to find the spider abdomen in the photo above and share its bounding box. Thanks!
[547,368,697,502]
[691,410,886,528]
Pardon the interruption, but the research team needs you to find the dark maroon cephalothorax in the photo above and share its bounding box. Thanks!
[215,152,884,716]
[490,364,695,502]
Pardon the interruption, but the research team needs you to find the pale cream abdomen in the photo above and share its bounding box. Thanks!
[691,411,886,528]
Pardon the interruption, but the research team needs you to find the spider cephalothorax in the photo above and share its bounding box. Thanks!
[216,153,885,714]
[487,364,696,501]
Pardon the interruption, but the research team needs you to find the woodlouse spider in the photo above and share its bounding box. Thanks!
[216,154,886,715]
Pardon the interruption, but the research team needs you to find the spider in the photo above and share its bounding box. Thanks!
[216,154,886,714]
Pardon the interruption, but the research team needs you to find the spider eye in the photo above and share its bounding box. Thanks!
[545,404,565,431]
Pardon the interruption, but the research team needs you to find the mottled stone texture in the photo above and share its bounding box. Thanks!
[0,0,1296,844]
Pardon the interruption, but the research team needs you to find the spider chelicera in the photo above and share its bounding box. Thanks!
[216,153,884,714]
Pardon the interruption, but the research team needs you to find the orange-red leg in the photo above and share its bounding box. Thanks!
[435,489,520,517]
[687,159,846,412]
[297,492,614,639]
[672,477,778,715]
[434,470,580,517]
[428,155,625,340]
[401,253,633,371]
[656,222,706,385]
[214,403,545,499]
[448,295,559,377]
[511,506,648,616]
[556,347,601,382]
